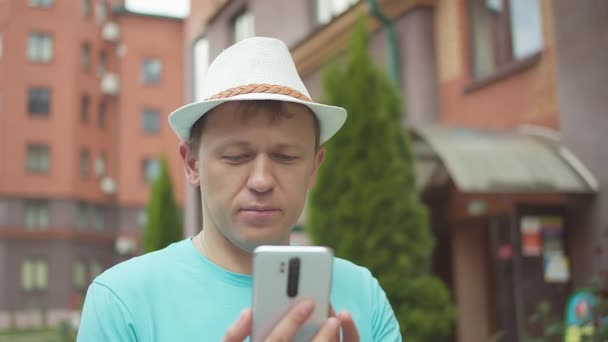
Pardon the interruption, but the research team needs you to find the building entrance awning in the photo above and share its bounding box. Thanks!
[412,125,598,194]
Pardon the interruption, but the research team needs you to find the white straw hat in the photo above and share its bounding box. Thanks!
[168,37,347,144]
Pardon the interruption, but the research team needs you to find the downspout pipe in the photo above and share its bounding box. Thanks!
[367,0,401,88]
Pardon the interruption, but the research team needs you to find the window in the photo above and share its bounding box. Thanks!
[21,259,48,291]
[232,10,254,43]
[98,101,106,128]
[96,0,107,24]
[81,95,90,123]
[95,152,106,177]
[142,108,160,134]
[142,159,160,183]
[28,87,51,115]
[29,0,53,8]
[316,0,358,25]
[98,51,107,77]
[80,149,90,177]
[26,144,50,173]
[76,202,88,229]
[137,209,148,229]
[81,43,91,71]
[141,58,161,84]
[468,0,543,79]
[24,200,49,230]
[90,260,103,280]
[193,37,209,101]
[73,260,87,289]
[28,32,53,63]
[94,206,104,231]
[82,0,91,16]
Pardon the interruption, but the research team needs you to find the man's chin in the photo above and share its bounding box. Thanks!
[233,229,290,252]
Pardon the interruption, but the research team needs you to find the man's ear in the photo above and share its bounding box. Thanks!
[308,147,325,189]
[179,141,200,185]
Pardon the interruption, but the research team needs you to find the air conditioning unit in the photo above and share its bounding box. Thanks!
[101,73,120,96]
[115,236,137,255]
[100,176,117,195]
[102,22,120,42]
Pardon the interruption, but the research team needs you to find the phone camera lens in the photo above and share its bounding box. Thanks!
[287,257,300,297]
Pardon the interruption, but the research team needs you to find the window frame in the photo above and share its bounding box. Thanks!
[142,158,160,183]
[73,259,88,290]
[81,42,91,71]
[27,32,53,63]
[81,95,90,123]
[81,0,92,16]
[141,107,161,134]
[80,148,90,178]
[26,143,50,174]
[141,58,162,85]
[232,9,255,43]
[20,258,49,292]
[28,0,54,8]
[466,0,543,88]
[76,202,88,230]
[314,0,358,25]
[98,101,106,129]
[27,87,51,116]
[23,199,49,230]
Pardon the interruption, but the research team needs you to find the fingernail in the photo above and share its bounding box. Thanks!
[328,317,340,328]
[299,300,314,316]
[239,309,248,320]
[339,311,351,320]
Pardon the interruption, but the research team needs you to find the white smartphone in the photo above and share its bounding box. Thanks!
[251,245,334,342]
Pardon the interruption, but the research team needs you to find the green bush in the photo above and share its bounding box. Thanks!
[307,18,454,341]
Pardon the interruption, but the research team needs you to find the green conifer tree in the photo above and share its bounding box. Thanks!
[307,19,454,341]
[143,156,183,253]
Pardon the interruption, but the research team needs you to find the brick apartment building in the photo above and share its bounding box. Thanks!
[185,0,607,340]
[0,0,185,329]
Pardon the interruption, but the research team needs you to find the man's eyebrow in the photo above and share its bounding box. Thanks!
[275,143,307,153]
[212,140,252,151]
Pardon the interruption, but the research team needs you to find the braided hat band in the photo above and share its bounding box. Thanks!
[207,83,312,102]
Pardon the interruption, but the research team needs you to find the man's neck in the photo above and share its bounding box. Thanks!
[196,228,254,275]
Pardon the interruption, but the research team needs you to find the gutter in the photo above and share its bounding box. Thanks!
[367,0,401,87]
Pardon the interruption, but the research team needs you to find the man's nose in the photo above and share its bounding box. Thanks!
[246,155,275,194]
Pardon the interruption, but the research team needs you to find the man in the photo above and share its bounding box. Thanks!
[77,37,401,341]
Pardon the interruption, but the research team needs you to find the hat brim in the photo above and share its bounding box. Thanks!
[168,93,347,145]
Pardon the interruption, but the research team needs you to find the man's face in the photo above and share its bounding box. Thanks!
[193,102,324,252]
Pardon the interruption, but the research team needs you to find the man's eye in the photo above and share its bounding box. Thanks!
[275,154,298,162]
[222,155,249,163]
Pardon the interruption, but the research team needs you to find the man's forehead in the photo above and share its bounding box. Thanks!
[204,101,314,126]
[211,101,309,116]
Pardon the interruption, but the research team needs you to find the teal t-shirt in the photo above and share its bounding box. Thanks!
[77,238,401,341]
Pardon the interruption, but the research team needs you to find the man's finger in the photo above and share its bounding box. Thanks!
[329,303,336,317]
[312,317,340,342]
[338,311,360,342]
[222,309,252,342]
[266,300,314,341]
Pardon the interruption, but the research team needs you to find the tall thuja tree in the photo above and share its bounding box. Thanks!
[143,156,183,253]
[307,19,454,340]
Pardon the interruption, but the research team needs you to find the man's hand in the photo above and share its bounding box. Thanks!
[222,300,360,342]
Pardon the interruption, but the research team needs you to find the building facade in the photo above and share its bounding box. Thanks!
[0,0,185,329]
[187,0,606,341]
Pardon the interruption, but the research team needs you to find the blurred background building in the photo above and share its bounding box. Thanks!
[0,0,185,329]
[0,0,606,340]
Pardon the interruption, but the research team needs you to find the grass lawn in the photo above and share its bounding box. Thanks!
[0,328,73,342]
